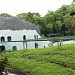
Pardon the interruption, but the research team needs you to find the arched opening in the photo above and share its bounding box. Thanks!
[1,36,5,42]
[35,43,38,48]
[12,46,17,51]
[0,45,5,52]
[23,35,26,41]
[7,36,11,42]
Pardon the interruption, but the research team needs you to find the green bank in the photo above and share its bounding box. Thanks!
[1,44,75,75]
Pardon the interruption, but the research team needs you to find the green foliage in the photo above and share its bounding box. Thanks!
[16,12,40,23]
[0,13,12,17]
[15,3,75,37]
[1,44,75,75]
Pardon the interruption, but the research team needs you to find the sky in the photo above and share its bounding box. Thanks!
[0,0,73,16]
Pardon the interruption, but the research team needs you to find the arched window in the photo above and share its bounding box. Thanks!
[23,35,26,40]
[7,36,11,42]
[1,36,5,42]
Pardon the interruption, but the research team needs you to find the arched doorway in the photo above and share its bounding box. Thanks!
[12,46,17,51]
[35,43,38,48]
[23,35,26,41]
[0,45,5,52]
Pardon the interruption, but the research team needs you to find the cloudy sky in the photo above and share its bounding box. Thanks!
[0,0,73,16]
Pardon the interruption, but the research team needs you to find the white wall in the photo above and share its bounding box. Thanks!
[0,29,41,41]
[0,30,50,50]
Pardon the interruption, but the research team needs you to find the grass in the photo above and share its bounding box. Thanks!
[1,44,75,75]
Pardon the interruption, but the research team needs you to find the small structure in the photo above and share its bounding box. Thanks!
[0,16,50,51]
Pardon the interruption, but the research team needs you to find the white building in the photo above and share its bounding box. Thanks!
[0,17,50,51]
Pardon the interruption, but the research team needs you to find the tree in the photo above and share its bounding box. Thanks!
[45,23,53,34]
[16,12,41,23]
[0,13,12,17]
[16,3,75,37]
[64,13,75,35]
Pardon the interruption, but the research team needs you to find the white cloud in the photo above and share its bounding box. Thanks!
[0,0,73,16]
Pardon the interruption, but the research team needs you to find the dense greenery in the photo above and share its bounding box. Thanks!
[16,3,75,37]
[1,3,75,37]
[0,44,75,75]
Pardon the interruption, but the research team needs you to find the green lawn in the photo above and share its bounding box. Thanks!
[1,44,75,75]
